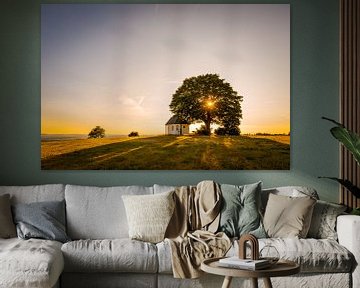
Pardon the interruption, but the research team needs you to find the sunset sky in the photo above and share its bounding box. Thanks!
[41,4,290,135]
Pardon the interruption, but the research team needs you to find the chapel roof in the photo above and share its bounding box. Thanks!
[165,115,189,125]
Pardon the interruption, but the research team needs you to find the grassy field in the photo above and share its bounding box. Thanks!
[41,135,290,170]
[246,135,290,145]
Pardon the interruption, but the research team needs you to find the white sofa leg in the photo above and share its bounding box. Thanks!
[337,215,360,288]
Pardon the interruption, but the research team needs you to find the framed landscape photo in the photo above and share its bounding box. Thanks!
[41,4,290,170]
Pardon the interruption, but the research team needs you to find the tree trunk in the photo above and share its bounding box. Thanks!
[205,112,211,135]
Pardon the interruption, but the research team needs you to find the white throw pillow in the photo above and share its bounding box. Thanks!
[122,191,175,243]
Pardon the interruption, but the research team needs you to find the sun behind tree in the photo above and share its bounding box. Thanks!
[169,74,243,135]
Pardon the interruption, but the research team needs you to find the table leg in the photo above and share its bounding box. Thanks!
[221,276,233,288]
[263,277,273,288]
[251,278,258,288]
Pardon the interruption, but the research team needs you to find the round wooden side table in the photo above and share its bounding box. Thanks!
[201,257,300,288]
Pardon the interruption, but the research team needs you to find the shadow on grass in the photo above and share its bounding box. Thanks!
[41,135,290,170]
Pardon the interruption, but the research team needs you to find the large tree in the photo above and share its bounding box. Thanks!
[169,74,243,135]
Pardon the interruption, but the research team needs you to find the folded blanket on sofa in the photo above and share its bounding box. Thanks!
[165,181,231,278]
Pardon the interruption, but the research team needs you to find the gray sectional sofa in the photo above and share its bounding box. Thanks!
[0,184,359,288]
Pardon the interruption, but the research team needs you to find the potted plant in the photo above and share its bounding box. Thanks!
[320,117,360,215]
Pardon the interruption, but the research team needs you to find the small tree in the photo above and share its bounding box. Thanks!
[88,126,105,139]
[128,131,139,137]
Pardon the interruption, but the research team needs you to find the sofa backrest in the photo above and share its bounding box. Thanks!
[0,184,65,204]
[0,184,320,240]
[65,184,153,240]
[153,184,176,194]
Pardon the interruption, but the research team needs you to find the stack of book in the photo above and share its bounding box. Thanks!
[218,257,271,270]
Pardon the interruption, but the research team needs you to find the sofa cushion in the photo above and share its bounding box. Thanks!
[234,238,353,273]
[0,184,65,205]
[156,240,173,274]
[122,191,175,243]
[61,239,158,273]
[0,194,16,238]
[65,185,153,239]
[260,238,353,273]
[158,237,353,274]
[263,193,316,238]
[0,238,64,288]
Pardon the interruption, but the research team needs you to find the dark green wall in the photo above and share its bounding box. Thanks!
[0,0,340,202]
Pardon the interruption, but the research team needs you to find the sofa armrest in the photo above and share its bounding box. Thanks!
[337,215,360,288]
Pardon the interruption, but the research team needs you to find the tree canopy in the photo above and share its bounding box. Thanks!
[169,74,243,135]
[128,131,139,137]
[88,126,105,139]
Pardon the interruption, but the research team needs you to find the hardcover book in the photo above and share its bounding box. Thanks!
[218,257,271,270]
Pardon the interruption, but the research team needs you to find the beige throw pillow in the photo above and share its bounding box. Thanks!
[0,194,16,238]
[122,191,175,243]
[263,193,316,238]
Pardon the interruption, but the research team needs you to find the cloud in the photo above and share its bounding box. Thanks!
[118,96,145,111]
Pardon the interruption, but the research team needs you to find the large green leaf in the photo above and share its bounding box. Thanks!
[318,177,360,198]
[322,117,360,165]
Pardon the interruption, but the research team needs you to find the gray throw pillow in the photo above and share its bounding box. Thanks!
[218,182,266,238]
[0,194,16,238]
[12,200,70,243]
[307,200,347,240]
